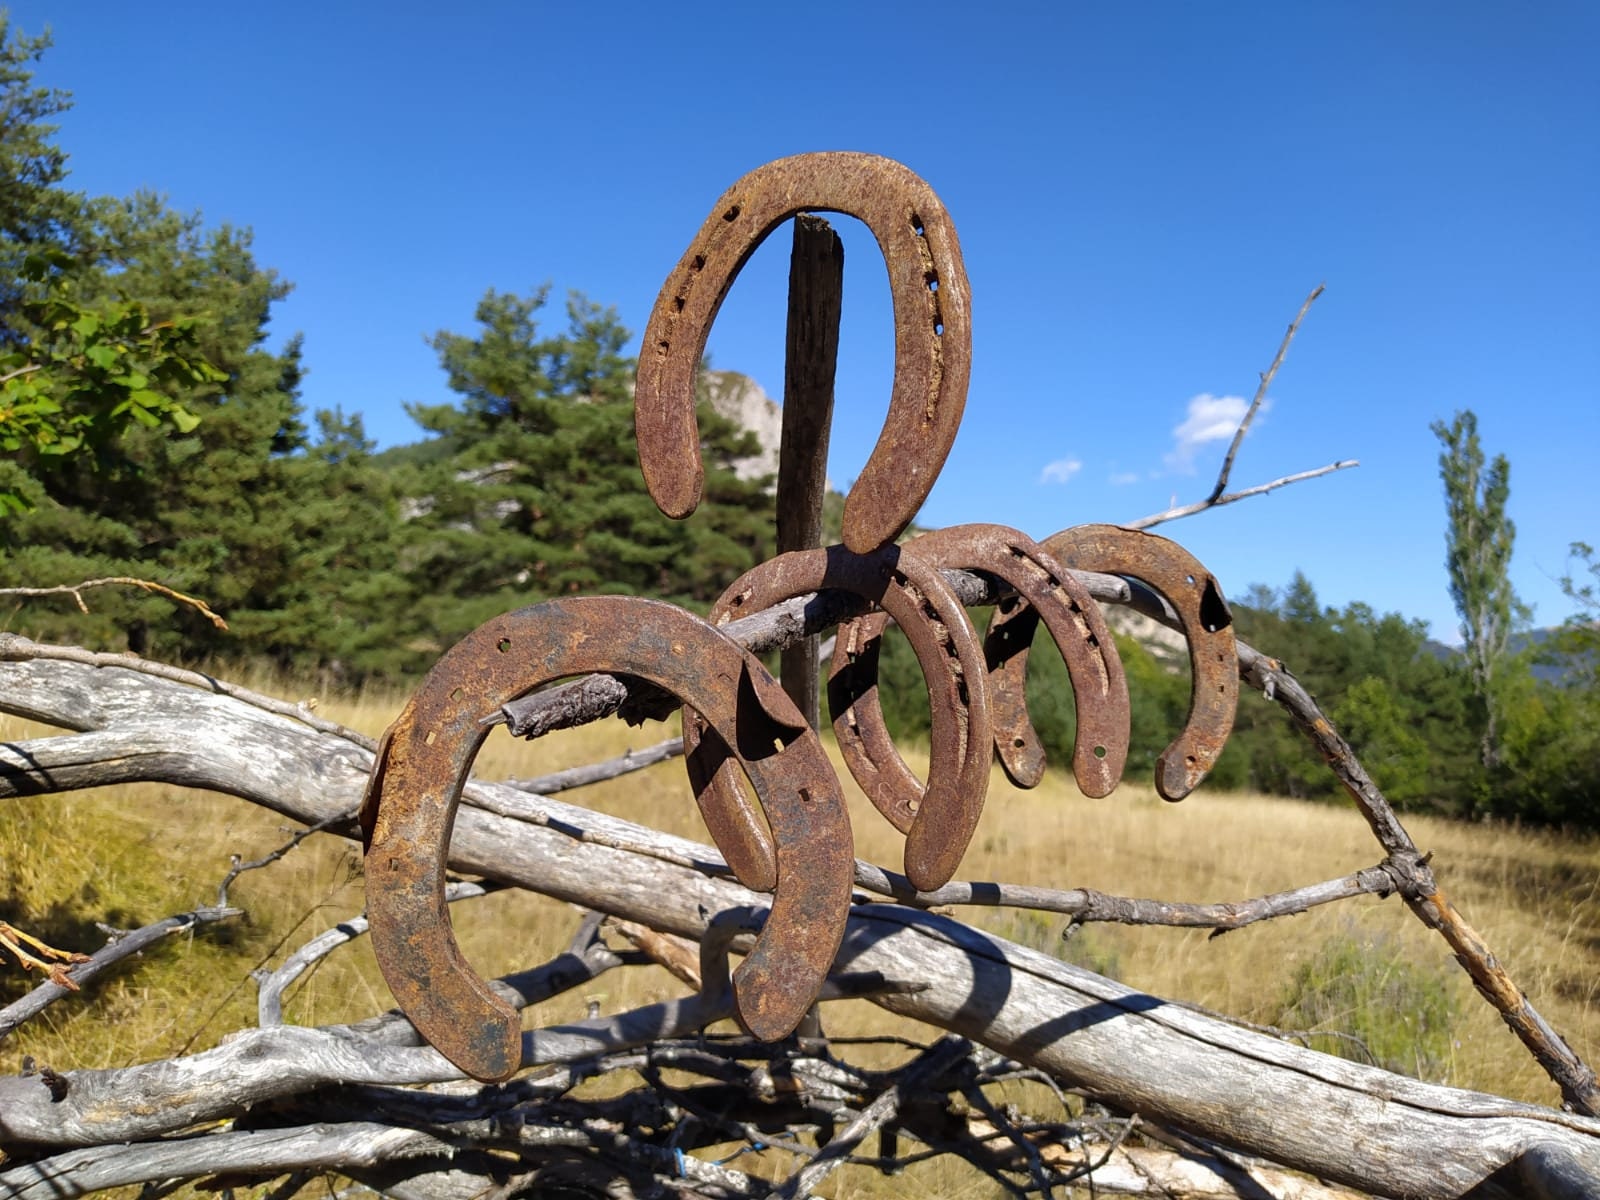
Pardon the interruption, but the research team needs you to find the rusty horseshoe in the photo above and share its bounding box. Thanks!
[683,543,992,894]
[635,152,971,554]
[836,523,1132,800]
[361,596,854,1082]
[986,524,1238,801]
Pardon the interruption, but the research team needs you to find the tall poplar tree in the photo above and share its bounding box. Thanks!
[1431,409,1524,769]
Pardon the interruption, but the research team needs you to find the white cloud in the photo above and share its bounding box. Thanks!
[1039,457,1083,485]
[1165,393,1259,471]
[1108,471,1141,486]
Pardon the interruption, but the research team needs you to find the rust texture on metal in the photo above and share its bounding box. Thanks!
[1009,524,1239,801]
[361,596,854,1082]
[841,524,1131,800]
[363,154,1255,1082]
[634,152,971,554]
[683,544,992,894]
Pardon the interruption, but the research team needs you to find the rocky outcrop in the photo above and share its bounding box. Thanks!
[702,369,782,484]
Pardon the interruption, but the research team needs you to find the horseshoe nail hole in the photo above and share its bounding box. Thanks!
[910,212,926,237]
[798,786,813,804]
[1186,574,1196,586]
[1186,754,1198,766]
[907,798,921,814]
[1093,745,1107,759]
[926,272,939,292]
[722,205,740,222]
[657,340,670,354]
[934,322,944,336]
[692,254,706,271]
[1013,737,1026,749]
[672,296,684,312]
[449,687,464,701]
[496,638,512,653]
[424,730,438,746]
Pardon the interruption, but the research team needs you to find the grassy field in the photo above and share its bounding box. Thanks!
[3,677,1598,1189]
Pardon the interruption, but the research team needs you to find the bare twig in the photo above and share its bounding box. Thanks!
[773,1036,974,1198]
[1208,283,1325,504]
[848,859,1401,932]
[0,923,90,989]
[0,906,241,1040]
[255,881,503,1026]
[506,737,684,793]
[0,576,228,630]
[1129,459,1358,531]
[218,810,359,907]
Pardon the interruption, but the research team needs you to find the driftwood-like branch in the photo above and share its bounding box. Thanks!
[0,1122,461,1200]
[4,587,1596,1120]
[851,860,1402,934]
[1,652,1597,1198]
[0,634,376,751]
[0,905,241,1039]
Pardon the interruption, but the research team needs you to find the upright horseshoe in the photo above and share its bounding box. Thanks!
[836,524,1132,800]
[361,596,854,1083]
[987,525,1238,801]
[684,544,992,894]
[636,152,971,554]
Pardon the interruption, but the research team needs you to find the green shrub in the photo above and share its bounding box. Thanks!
[1275,928,1460,1080]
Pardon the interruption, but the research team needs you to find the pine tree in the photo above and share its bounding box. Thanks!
[399,287,773,651]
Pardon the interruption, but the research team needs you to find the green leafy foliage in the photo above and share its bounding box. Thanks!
[1431,410,1527,768]
[0,252,221,510]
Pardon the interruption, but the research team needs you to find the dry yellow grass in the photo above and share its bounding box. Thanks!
[2,677,1597,1193]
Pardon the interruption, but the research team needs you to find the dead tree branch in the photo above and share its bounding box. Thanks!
[254,882,504,1026]
[0,906,240,1039]
[1209,283,1325,504]
[0,576,228,630]
[1128,459,1359,531]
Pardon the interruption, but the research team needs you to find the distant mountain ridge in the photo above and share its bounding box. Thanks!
[1424,627,1591,685]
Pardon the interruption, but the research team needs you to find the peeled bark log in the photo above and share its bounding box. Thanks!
[2,652,1599,1199]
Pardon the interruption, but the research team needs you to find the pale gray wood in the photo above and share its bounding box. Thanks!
[1,656,1598,1198]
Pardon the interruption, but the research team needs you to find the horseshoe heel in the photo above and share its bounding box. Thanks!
[684,544,992,893]
[1037,525,1238,800]
[844,524,1131,799]
[635,152,971,554]
[361,596,854,1081]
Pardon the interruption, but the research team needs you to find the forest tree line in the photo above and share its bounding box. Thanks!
[1,16,1594,829]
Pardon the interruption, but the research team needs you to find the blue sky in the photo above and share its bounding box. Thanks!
[9,2,1597,642]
